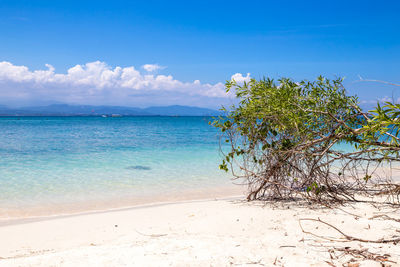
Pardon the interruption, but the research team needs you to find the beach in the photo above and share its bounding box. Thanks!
[1,118,400,266]
[1,196,399,266]
[1,0,398,265]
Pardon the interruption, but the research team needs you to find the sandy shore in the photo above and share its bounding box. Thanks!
[0,185,244,220]
[0,196,399,266]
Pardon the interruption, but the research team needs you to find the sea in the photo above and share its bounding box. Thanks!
[0,116,240,219]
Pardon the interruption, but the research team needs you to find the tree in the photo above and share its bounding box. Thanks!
[213,76,400,203]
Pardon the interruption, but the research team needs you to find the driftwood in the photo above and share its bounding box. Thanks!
[299,217,400,243]
[369,214,400,223]
[299,215,400,265]
[330,247,395,265]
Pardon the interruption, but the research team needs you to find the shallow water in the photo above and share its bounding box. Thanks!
[0,116,237,218]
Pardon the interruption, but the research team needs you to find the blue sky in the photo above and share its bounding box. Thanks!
[0,0,399,108]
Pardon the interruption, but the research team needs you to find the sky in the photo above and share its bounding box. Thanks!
[0,0,399,108]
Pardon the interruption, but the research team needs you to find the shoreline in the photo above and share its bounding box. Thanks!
[0,184,245,226]
[0,194,244,227]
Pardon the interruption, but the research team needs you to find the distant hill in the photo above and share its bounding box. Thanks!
[0,104,223,116]
[143,105,220,116]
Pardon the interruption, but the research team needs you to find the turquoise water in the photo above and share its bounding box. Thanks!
[0,117,235,217]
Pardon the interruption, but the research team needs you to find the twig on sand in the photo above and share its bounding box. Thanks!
[299,217,400,243]
[331,247,396,264]
[233,259,264,266]
[324,261,336,267]
[369,214,400,223]
[135,230,168,238]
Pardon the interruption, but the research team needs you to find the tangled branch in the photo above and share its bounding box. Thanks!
[213,76,400,203]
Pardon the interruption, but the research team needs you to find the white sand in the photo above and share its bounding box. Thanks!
[0,197,400,266]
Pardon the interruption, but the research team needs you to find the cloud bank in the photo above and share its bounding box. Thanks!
[0,61,250,108]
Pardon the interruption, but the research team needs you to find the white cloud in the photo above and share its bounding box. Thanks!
[0,61,247,107]
[141,63,165,72]
[230,73,251,84]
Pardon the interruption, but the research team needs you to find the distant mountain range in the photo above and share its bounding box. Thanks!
[0,104,223,116]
